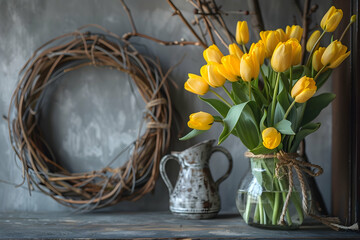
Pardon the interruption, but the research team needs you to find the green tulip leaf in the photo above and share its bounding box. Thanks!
[260,109,268,132]
[274,102,285,124]
[199,96,230,118]
[252,86,269,107]
[284,65,307,80]
[213,115,223,122]
[250,143,277,155]
[301,93,336,126]
[277,89,298,126]
[279,72,290,93]
[218,101,261,149]
[274,119,295,135]
[289,122,321,152]
[315,69,333,89]
[231,81,248,102]
[179,129,206,141]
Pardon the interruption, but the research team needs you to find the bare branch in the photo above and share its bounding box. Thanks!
[247,0,265,41]
[122,32,201,46]
[119,0,137,33]
[167,0,208,48]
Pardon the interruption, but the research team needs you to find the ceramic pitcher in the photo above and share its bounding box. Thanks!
[160,139,233,219]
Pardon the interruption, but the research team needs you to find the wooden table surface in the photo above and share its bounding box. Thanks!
[0,211,358,239]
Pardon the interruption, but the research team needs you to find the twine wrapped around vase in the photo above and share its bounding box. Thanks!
[244,151,343,230]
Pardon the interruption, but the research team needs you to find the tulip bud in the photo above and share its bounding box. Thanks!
[229,43,244,59]
[184,73,209,95]
[312,47,326,72]
[320,6,343,32]
[276,28,288,42]
[321,40,350,69]
[291,76,317,103]
[351,15,356,23]
[240,53,260,82]
[200,63,226,87]
[203,44,223,64]
[236,21,250,45]
[288,39,302,66]
[249,40,266,65]
[286,25,303,42]
[306,30,321,52]
[188,111,214,131]
[260,31,281,58]
[262,127,281,150]
[271,41,292,72]
[217,55,241,82]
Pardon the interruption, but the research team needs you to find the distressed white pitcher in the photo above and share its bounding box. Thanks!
[160,139,233,219]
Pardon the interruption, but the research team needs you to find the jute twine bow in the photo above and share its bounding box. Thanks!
[244,151,343,231]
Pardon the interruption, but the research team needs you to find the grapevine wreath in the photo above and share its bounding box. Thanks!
[8,25,173,210]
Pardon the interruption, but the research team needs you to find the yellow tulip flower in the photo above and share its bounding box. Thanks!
[184,73,209,95]
[286,25,303,42]
[262,127,281,150]
[260,30,281,58]
[306,30,321,52]
[188,111,214,131]
[320,6,343,32]
[240,53,260,82]
[217,55,241,82]
[200,63,226,87]
[276,28,288,42]
[312,47,326,72]
[291,76,317,103]
[203,44,223,64]
[271,41,292,72]
[288,38,302,66]
[229,43,244,59]
[236,21,250,45]
[249,40,266,65]
[321,40,350,69]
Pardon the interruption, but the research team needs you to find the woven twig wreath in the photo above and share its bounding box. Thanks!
[8,25,172,210]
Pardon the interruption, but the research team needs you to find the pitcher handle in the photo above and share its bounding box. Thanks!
[159,155,179,195]
[211,146,233,187]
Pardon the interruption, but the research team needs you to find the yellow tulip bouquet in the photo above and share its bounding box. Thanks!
[181,6,355,228]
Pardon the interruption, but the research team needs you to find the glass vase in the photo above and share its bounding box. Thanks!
[236,156,310,229]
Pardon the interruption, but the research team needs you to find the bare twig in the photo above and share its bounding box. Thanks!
[120,0,204,48]
[167,0,208,48]
[301,0,311,64]
[197,0,216,45]
[247,0,265,41]
[119,0,137,33]
[210,0,235,43]
[122,32,201,46]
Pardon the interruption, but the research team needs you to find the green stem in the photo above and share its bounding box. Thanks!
[296,102,307,132]
[283,100,296,120]
[260,68,269,101]
[248,81,252,100]
[243,194,252,223]
[306,30,326,67]
[272,191,280,225]
[314,64,328,81]
[270,72,281,125]
[242,43,247,53]
[289,66,293,93]
[254,202,260,223]
[209,89,232,107]
[258,196,264,224]
[222,86,236,104]
[339,19,355,42]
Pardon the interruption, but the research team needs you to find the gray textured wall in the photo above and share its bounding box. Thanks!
[0,0,332,213]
